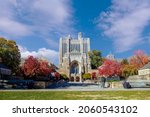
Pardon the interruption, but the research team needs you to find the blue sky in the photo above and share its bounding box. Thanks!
[0,0,150,65]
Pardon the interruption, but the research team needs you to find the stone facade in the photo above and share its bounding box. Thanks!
[138,62,150,80]
[59,32,91,82]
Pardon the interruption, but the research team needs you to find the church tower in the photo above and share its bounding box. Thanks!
[59,32,91,82]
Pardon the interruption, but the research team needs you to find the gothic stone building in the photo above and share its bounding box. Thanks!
[59,32,91,82]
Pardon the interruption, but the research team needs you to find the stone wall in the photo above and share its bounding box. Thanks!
[127,75,150,88]
[127,75,150,81]
[108,82,123,88]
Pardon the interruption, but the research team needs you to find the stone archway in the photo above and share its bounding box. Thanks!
[70,60,82,82]
[70,60,79,74]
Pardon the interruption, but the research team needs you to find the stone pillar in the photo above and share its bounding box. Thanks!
[67,35,70,54]
[67,66,70,80]
[65,56,70,79]
[88,59,91,71]
[80,73,82,82]
[74,74,76,82]
[79,32,83,54]
[84,64,88,73]
[87,38,90,52]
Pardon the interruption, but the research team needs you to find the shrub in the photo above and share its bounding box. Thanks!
[60,74,69,81]
[82,73,91,80]
[61,74,68,79]
[91,72,97,80]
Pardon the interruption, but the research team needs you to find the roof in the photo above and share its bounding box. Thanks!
[139,62,150,70]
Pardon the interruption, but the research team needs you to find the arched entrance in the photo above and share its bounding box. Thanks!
[70,60,81,82]
[70,60,79,74]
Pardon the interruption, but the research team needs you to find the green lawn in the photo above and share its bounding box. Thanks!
[0,90,150,100]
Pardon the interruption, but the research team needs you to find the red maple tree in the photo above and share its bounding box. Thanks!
[22,56,53,78]
[22,56,39,77]
[38,60,52,76]
[98,59,122,77]
[130,50,149,69]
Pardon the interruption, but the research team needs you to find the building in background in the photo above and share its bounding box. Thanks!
[138,62,150,80]
[106,52,115,60]
[59,32,91,82]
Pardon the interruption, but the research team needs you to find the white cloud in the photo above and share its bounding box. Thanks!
[0,0,31,37]
[0,18,31,37]
[0,0,75,48]
[16,0,74,35]
[45,38,59,49]
[18,45,59,65]
[98,0,150,52]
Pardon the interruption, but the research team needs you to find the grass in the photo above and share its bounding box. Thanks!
[0,90,150,100]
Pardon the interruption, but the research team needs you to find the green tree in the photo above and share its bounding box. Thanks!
[88,50,103,69]
[0,37,21,74]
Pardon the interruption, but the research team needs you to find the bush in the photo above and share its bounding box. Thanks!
[91,72,97,80]
[61,74,67,79]
[107,79,120,82]
[106,77,120,82]
[82,73,91,80]
[60,74,69,81]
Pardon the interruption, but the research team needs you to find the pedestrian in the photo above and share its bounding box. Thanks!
[100,76,106,88]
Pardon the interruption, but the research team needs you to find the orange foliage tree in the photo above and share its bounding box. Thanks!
[130,50,149,69]
[121,64,138,77]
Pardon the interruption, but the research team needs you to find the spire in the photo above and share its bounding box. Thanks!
[78,32,82,39]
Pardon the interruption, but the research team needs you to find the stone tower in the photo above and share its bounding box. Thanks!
[59,32,91,82]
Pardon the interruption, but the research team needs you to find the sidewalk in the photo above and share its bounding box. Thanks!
[0,88,150,92]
